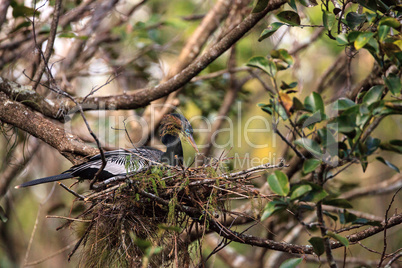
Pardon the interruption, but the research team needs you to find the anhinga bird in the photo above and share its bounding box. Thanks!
[16,114,198,188]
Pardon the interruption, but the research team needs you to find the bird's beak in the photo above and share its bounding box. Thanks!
[186,134,199,153]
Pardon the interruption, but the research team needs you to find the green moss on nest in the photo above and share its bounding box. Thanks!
[54,158,271,266]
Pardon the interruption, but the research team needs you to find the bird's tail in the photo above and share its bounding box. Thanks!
[15,173,74,188]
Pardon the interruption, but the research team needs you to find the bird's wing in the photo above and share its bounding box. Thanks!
[66,148,162,180]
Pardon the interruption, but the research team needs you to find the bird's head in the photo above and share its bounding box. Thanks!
[160,113,198,153]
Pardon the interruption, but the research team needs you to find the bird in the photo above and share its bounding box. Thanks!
[15,113,198,188]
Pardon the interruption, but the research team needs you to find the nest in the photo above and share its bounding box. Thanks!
[55,159,283,267]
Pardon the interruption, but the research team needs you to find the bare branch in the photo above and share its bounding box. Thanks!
[0,139,40,197]
[378,187,402,267]
[205,234,254,267]
[202,46,240,156]
[0,91,98,163]
[32,0,63,90]
[340,174,402,200]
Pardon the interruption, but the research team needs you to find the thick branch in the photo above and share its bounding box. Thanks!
[332,213,402,250]
[2,0,287,117]
[129,0,233,142]
[0,92,97,163]
[0,77,66,120]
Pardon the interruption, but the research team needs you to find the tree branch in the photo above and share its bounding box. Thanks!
[0,139,40,197]
[340,174,402,200]
[2,0,287,116]
[0,91,97,163]
[32,0,63,90]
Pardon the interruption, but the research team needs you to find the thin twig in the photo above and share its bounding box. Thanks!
[23,183,56,266]
[32,0,63,90]
[273,125,305,159]
[58,182,85,200]
[378,186,402,267]
[46,215,92,222]
[24,240,78,266]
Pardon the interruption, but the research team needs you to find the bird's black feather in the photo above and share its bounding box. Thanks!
[15,114,197,188]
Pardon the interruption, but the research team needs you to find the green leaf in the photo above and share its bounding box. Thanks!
[378,25,390,42]
[295,138,322,157]
[356,113,370,128]
[12,5,38,18]
[259,22,285,41]
[352,218,381,226]
[363,85,384,105]
[302,185,329,203]
[332,98,356,111]
[280,81,298,90]
[304,92,324,113]
[379,17,401,29]
[252,0,269,13]
[277,11,301,26]
[271,49,294,66]
[332,115,356,134]
[279,258,303,268]
[357,0,377,11]
[145,245,163,256]
[267,170,290,196]
[385,74,402,95]
[340,210,357,224]
[345,12,366,29]
[318,128,337,148]
[292,97,304,111]
[365,136,381,155]
[391,139,402,147]
[365,12,377,23]
[58,32,77,38]
[276,101,289,120]
[302,111,326,129]
[327,231,349,247]
[336,33,349,45]
[157,224,182,232]
[258,103,273,115]
[261,200,288,220]
[323,198,353,208]
[309,237,325,256]
[247,56,277,77]
[318,128,338,158]
[324,211,338,222]
[376,157,400,173]
[347,31,361,43]
[354,32,375,50]
[309,189,328,203]
[364,35,379,54]
[290,184,312,200]
[134,237,152,251]
[361,159,368,172]
[323,10,336,31]
[288,0,298,11]
[303,159,322,174]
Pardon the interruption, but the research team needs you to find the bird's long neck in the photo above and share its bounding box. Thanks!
[161,134,183,166]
